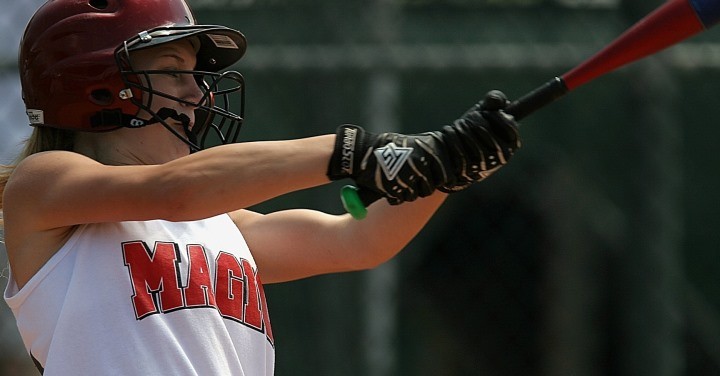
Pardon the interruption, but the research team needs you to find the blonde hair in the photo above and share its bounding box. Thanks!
[0,127,75,228]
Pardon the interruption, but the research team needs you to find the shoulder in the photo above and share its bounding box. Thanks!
[13,150,98,174]
[5,150,96,208]
[7,150,85,192]
[8,151,99,190]
[2,151,95,289]
[3,150,106,237]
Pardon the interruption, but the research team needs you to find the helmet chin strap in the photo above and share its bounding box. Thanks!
[144,107,200,152]
[90,107,200,152]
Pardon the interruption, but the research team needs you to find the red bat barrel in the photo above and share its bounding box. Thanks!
[507,0,720,120]
[564,0,718,90]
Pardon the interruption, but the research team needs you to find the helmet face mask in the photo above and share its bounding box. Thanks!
[116,28,246,151]
[20,0,247,151]
[193,71,246,149]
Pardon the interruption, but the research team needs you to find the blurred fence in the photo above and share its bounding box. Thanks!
[2,1,720,375]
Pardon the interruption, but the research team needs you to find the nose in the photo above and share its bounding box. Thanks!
[180,75,205,106]
[177,76,205,130]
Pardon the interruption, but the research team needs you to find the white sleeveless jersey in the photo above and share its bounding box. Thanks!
[4,214,275,376]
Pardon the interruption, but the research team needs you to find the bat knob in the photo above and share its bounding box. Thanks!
[481,90,509,111]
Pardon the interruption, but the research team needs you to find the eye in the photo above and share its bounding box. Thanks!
[156,66,181,78]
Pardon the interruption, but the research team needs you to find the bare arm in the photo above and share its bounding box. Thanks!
[5,135,335,230]
[233,192,447,284]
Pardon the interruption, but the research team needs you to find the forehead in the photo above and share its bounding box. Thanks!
[131,39,198,66]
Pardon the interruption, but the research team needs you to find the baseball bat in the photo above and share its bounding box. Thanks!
[342,0,720,220]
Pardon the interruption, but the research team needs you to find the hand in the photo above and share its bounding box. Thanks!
[438,90,521,192]
[326,90,521,205]
[327,125,452,205]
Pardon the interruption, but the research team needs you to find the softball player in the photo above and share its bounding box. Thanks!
[0,0,520,374]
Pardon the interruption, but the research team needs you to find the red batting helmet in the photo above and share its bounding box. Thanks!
[19,0,248,150]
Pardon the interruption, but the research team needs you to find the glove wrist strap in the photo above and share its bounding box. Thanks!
[327,124,366,180]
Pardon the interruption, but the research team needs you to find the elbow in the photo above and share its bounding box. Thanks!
[141,169,199,222]
[345,245,398,272]
[356,258,390,272]
[336,225,410,272]
[141,189,193,222]
[156,196,193,222]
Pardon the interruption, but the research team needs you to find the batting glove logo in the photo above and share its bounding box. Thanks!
[374,143,413,181]
[340,127,358,176]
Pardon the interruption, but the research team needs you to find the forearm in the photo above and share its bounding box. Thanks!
[243,190,448,283]
[156,135,335,219]
[338,190,448,269]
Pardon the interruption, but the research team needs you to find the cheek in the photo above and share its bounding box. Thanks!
[147,93,177,110]
[143,92,181,116]
[142,76,179,106]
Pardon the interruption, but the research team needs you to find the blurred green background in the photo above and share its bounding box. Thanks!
[2,0,720,375]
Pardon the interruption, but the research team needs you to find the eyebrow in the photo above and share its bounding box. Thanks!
[132,40,196,69]
[154,48,187,64]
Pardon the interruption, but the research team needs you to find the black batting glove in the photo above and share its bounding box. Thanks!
[438,90,521,192]
[327,125,452,205]
[326,90,521,205]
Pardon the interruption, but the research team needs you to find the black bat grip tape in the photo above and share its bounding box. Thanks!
[505,77,569,120]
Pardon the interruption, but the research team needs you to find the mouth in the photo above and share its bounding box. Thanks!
[169,120,193,133]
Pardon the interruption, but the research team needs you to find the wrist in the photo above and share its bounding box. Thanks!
[327,124,368,180]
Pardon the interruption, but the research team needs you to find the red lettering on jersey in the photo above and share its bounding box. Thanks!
[122,242,273,345]
[215,252,245,322]
[258,274,274,345]
[122,241,184,319]
[184,245,216,309]
[241,258,263,331]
